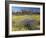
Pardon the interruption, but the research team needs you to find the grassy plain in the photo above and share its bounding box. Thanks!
[12,14,40,31]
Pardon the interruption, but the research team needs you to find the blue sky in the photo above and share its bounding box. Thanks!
[12,6,40,13]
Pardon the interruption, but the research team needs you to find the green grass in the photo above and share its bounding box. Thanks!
[12,14,40,31]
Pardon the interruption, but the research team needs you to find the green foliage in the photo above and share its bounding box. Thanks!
[12,14,40,31]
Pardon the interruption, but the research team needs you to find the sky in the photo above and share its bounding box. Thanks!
[12,6,40,13]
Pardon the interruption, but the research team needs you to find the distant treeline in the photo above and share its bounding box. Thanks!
[12,10,40,15]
